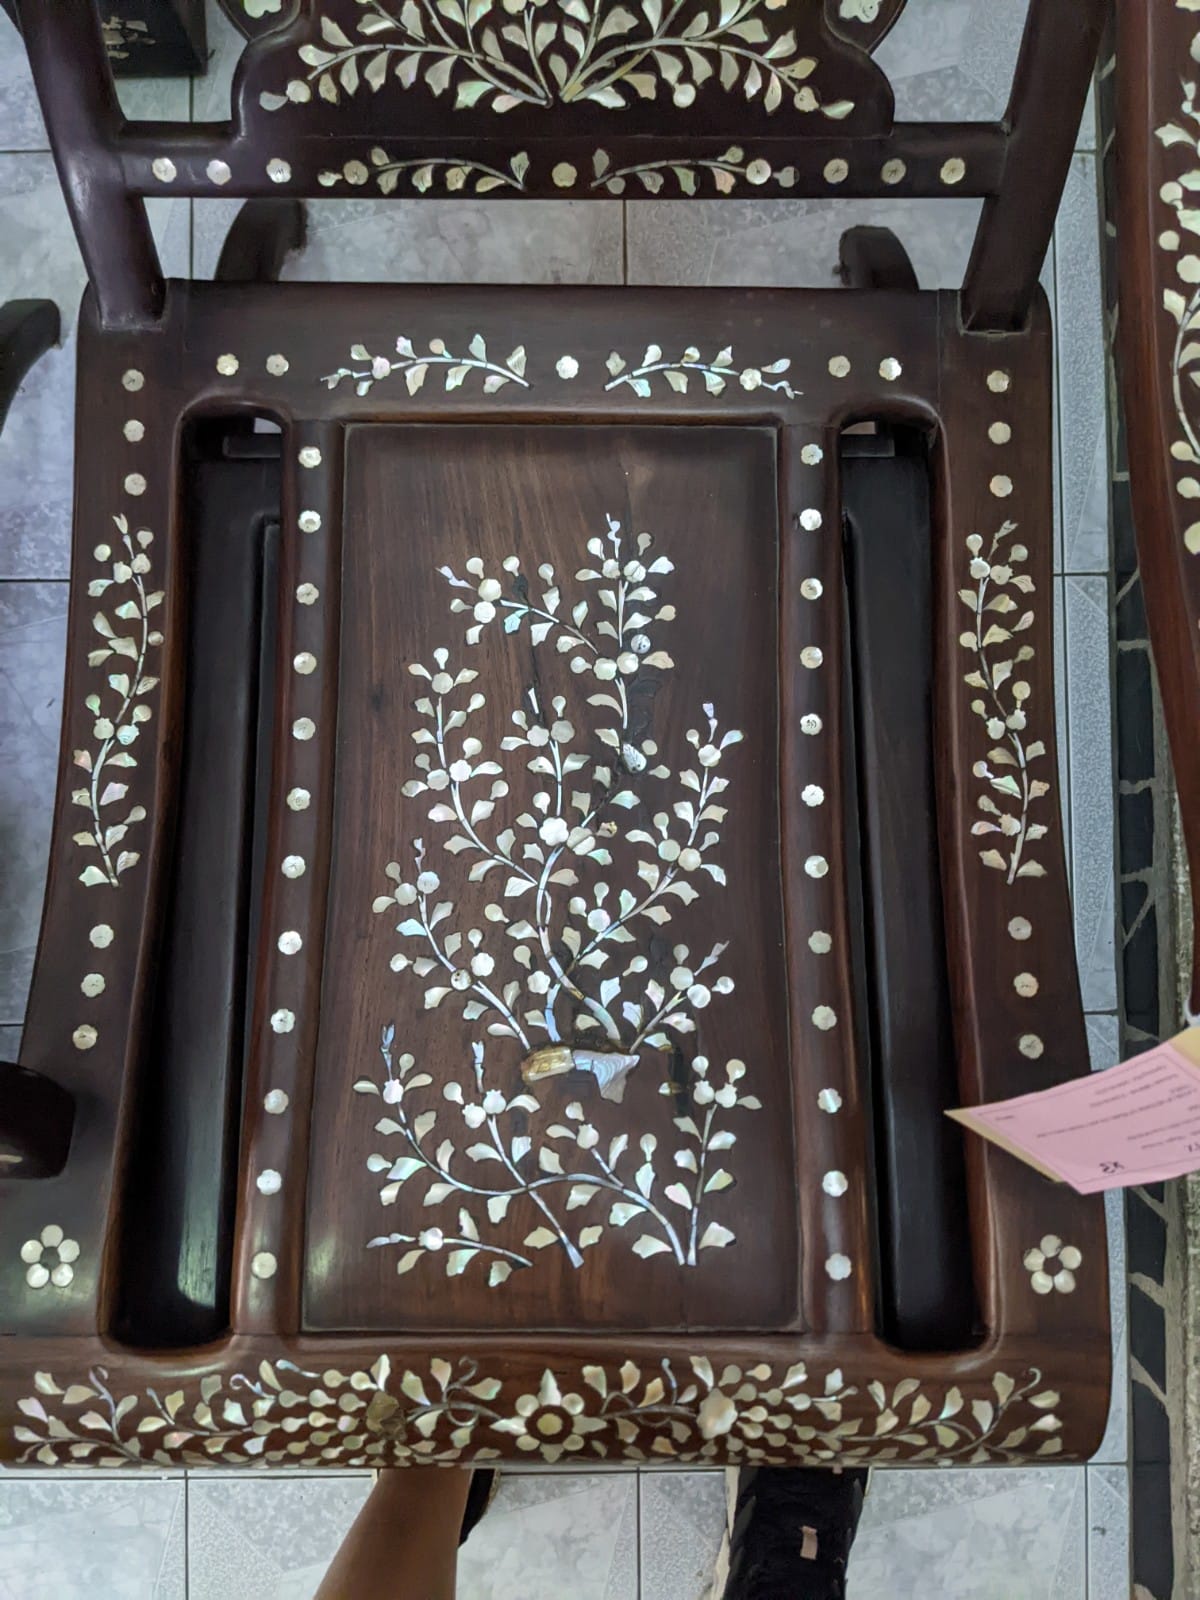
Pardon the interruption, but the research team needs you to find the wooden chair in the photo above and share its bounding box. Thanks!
[0,0,1111,1471]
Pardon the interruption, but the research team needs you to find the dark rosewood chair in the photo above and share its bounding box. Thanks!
[0,0,1110,1472]
[0,1,206,76]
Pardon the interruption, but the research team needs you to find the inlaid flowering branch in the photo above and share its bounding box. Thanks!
[318,147,530,194]
[261,0,854,118]
[11,1357,1066,1468]
[322,334,529,397]
[360,515,753,1281]
[605,344,797,397]
[1155,50,1200,552]
[958,520,1049,885]
[71,516,163,888]
[592,145,797,195]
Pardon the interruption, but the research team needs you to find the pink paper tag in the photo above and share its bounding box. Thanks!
[950,1036,1200,1193]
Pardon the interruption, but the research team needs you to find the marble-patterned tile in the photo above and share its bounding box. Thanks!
[193,0,245,125]
[187,1473,373,1600]
[873,0,1030,123]
[627,196,981,289]
[640,1468,726,1600]
[193,194,623,286]
[847,1466,1086,1599]
[1087,1013,1119,1072]
[1054,156,1109,574]
[1054,575,1070,860]
[1093,1185,1129,1466]
[458,1471,638,1600]
[0,12,189,154]
[1088,1465,1131,1599]
[0,1475,185,1599]
[0,1024,21,1061]
[1066,575,1117,1012]
[0,583,66,1026]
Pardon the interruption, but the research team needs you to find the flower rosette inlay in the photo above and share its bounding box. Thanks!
[357,515,759,1284]
[10,1357,1067,1469]
[1023,1234,1081,1296]
[958,520,1049,885]
[19,1226,80,1291]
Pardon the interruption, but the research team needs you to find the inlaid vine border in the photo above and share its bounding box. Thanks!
[8,1355,1067,1469]
[1153,3,1200,557]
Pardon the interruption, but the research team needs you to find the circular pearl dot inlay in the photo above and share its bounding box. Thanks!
[267,353,289,376]
[81,973,105,998]
[89,924,114,948]
[817,1087,842,1113]
[801,443,824,466]
[256,1169,282,1196]
[292,717,316,741]
[800,578,823,600]
[206,159,232,186]
[824,158,849,184]
[123,419,145,443]
[812,1005,837,1030]
[879,357,902,381]
[298,447,322,469]
[72,1025,98,1051]
[282,855,307,878]
[1013,972,1039,998]
[987,370,1011,394]
[296,583,319,605]
[800,713,822,735]
[822,1170,848,1197]
[804,855,828,879]
[278,931,303,955]
[286,788,311,812]
[251,1251,278,1279]
[264,1089,290,1115]
[799,509,823,531]
[267,158,292,184]
[1008,916,1032,940]
[552,162,577,187]
[988,421,1012,445]
[1018,1033,1044,1059]
[122,370,144,392]
[940,157,966,185]
[801,784,824,806]
[989,474,1013,498]
[151,157,177,183]
[270,1008,296,1033]
[124,473,147,496]
[828,355,851,378]
[216,354,239,377]
[881,159,906,185]
[809,931,832,954]
[299,510,322,532]
[825,1253,853,1281]
[800,646,823,669]
[293,651,317,675]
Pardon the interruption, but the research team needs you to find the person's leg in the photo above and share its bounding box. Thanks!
[718,1466,869,1600]
[314,1467,472,1600]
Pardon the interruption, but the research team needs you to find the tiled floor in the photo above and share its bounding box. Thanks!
[0,2,1127,1596]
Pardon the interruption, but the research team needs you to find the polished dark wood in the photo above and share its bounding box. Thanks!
[0,299,59,435]
[14,0,1102,332]
[0,278,1108,1467]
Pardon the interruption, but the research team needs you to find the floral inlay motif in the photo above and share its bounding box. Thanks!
[319,148,530,193]
[322,335,529,396]
[1154,46,1200,553]
[12,1358,1066,1469]
[958,520,1049,885]
[18,1226,80,1291]
[358,516,755,1282]
[261,0,855,117]
[72,517,163,888]
[101,16,153,59]
[605,344,797,397]
[592,146,797,196]
[1023,1234,1081,1296]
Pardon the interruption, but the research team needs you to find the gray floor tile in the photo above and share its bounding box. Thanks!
[848,1466,1086,1599]
[1087,1465,1131,1599]
[640,1468,726,1600]
[0,583,66,1026]
[459,1472,638,1600]
[0,1475,185,1599]
[1054,575,1070,861]
[1066,576,1117,1011]
[1086,1013,1119,1071]
[187,1473,373,1600]
[873,0,1030,123]
[1054,157,1109,574]
[1093,1186,1129,1465]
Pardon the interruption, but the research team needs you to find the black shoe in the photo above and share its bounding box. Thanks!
[718,1466,868,1600]
[459,1468,498,1546]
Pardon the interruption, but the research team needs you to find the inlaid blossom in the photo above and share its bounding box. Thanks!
[1023,1234,1081,1295]
[20,1225,80,1290]
[492,1371,607,1461]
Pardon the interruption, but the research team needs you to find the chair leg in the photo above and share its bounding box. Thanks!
[837,226,919,293]
[0,299,59,436]
[215,199,307,285]
[0,1062,74,1179]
